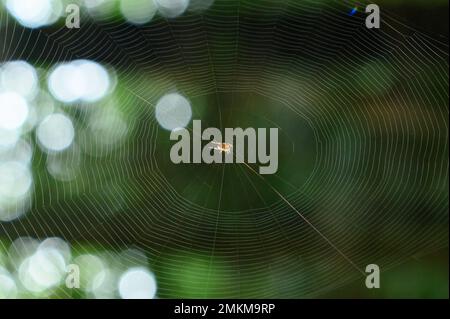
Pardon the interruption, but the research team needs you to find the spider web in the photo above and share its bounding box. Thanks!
[0,0,448,298]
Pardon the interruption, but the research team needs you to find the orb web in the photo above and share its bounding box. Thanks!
[0,0,448,298]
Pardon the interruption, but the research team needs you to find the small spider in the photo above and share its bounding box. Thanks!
[209,141,233,154]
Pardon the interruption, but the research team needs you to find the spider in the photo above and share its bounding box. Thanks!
[210,141,233,154]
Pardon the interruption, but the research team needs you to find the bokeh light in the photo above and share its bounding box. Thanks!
[84,0,108,9]
[155,0,190,18]
[0,161,32,199]
[7,237,40,270]
[46,145,81,181]
[77,61,111,102]
[120,0,157,25]
[0,266,17,299]
[118,267,157,299]
[1,61,39,99]
[80,105,128,155]
[5,0,62,29]
[73,254,107,292]
[0,128,20,149]
[0,237,155,298]
[0,139,33,164]
[155,93,192,131]
[0,162,33,221]
[37,113,75,153]
[48,60,111,104]
[0,92,29,131]
[18,241,68,294]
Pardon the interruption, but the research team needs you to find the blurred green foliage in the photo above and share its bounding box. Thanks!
[0,0,448,299]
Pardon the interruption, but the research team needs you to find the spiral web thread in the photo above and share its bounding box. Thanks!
[0,0,448,298]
